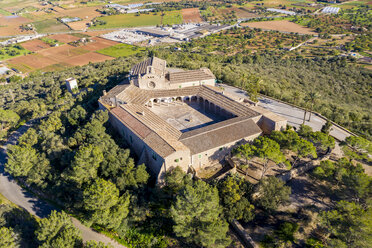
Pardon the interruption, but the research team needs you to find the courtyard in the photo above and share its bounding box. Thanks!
[149,101,228,132]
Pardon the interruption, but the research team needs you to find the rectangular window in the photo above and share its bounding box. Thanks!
[152,152,157,161]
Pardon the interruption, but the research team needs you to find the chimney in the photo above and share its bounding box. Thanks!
[103,90,107,96]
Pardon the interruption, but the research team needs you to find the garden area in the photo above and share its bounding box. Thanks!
[97,43,146,58]
[0,44,30,60]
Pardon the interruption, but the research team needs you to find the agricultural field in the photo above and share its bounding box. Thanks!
[0,15,33,36]
[97,43,146,57]
[90,10,185,29]
[21,39,51,51]
[182,8,203,23]
[0,44,31,60]
[4,34,120,73]
[162,10,183,26]
[32,19,70,33]
[91,12,162,29]
[242,20,317,35]
[48,34,81,43]
[78,37,119,51]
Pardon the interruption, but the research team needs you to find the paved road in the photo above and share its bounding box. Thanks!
[0,121,124,248]
[221,84,351,141]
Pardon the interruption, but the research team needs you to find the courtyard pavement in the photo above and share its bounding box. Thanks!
[220,84,351,141]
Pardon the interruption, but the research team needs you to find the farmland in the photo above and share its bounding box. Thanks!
[4,34,121,73]
[32,19,70,33]
[162,10,183,25]
[182,8,203,23]
[97,43,146,57]
[92,13,162,29]
[91,10,184,29]
[242,20,317,35]
[0,44,31,60]
[21,39,51,51]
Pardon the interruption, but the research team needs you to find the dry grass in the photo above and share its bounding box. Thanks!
[48,34,80,43]
[182,8,203,23]
[242,20,317,35]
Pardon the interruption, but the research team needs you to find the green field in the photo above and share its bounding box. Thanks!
[91,10,184,29]
[97,43,146,57]
[0,8,11,16]
[0,44,31,60]
[91,13,162,29]
[162,10,183,25]
[32,19,70,33]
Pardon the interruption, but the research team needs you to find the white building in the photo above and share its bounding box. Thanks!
[66,78,78,92]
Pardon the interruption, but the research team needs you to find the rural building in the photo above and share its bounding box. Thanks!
[66,78,78,92]
[99,57,286,182]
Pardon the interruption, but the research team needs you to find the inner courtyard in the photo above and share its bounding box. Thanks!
[148,101,229,132]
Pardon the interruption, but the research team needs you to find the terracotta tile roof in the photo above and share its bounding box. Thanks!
[121,104,182,139]
[168,68,215,84]
[131,57,166,76]
[111,106,178,157]
[198,86,260,117]
[180,118,262,155]
[143,132,176,157]
[111,106,152,139]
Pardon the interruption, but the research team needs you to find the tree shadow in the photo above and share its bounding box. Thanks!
[1,205,39,248]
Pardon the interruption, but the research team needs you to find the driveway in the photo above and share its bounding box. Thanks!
[221,84,351,141]
[0,121,124,248]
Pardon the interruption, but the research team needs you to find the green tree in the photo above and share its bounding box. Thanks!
[253,136,286,179]
[38,112,62,134]
[254,176,291,212]
[345,136,372,156]
[67,105,87,126]
[293,138,317,166]
[310,131,335,152]
[298,124,313,138]
[83,178,119,211]
[319,201,372,248]
[5,145,38,177]
[0,109,19,131]
[88,192,130,230]
[67,145,103,186]
[321,120,333,134]
[217,175,255,222]
[164,166,192,196]
[36,211,82,248]
[18,128,38,147]
[171,180,231,247]
[0,227,17,248]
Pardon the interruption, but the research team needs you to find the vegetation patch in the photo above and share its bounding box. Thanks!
[32,19,70,33]
[97,43,146,58]
[161,10,183,26]
[0,44,31,60]
[90,12,162,29]
[40,37,63,47]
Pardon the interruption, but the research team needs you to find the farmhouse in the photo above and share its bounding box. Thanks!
[99,57,286,181]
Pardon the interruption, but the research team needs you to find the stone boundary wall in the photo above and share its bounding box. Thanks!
[231,219,259,248]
